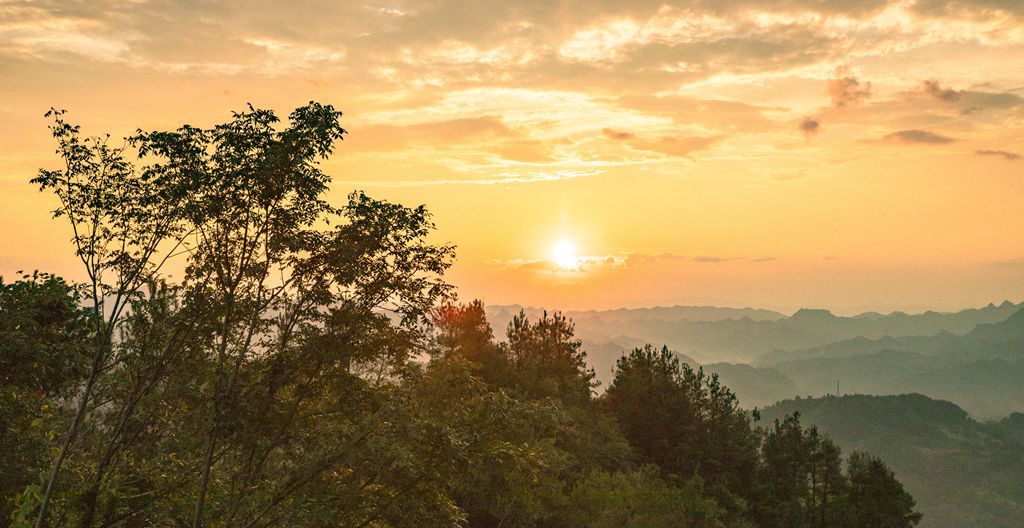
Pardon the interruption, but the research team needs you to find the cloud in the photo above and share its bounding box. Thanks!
[911,0,1024,17]
[799,116,821,137]
[882,129,955,144]
[2,0,1024,191]
[628,135,720,157]
[335,168,604,187]
[492,254,628,274]
[960,90,1024,111]
[602,128,635,140]
[495,252,779,275]
[614,94,787,134]
[827,66,871,108]
[975,149,1021,160]
[909,82,1023,113]
[922,79,962,102]
[351,116,514,152]
[624,253,777,266]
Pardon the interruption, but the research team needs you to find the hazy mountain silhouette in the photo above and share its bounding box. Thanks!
[758,303,1024,366]
[748,308,1024,418]
[488,301,1022,363]
[702,362,798,409]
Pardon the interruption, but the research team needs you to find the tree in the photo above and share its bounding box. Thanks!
[25,103,465,528]
[846,451,922,528]
[503,310,596,404]
[432,300,512,385]
[126,103,454,527]
[29,109,191,528]
[604,344,759,516]
[429,303,632,527]
[0,273,89,528]
[756,414,850,528]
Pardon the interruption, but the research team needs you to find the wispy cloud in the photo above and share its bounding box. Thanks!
[975,149,1021,161]
[335,168,604,187]
[492,252,779,275]
[623,253,778,266]
[628,135,720,158]
[882,129,955,144]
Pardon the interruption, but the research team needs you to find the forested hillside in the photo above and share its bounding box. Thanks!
[762,395,1024,528]
[754,309,1024,419]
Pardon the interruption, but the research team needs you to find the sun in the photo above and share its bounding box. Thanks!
[552,239,578,270]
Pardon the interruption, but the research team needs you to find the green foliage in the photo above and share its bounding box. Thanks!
[0,272,89,393]
[0,273,89,527]
[564,467,725,528]
[754,414,850,528]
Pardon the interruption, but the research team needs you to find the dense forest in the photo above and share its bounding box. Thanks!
[0,103,922,528]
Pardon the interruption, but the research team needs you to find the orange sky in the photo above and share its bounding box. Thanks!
[2,0,1023,313]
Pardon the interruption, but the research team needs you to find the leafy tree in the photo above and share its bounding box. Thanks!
[28,109,191,528]
[23,103,465,528]
[429,302,640,527]
[433,301,512,385]
[0,273,89,528]
[128,104,453,527]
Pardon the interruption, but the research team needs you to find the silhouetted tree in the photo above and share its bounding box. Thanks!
[29,108,191,528]
[604,344,759,517]
[503,310,596,404]
[847,451,922,528]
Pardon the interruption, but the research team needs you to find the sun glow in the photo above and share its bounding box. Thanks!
[552,239,579,269]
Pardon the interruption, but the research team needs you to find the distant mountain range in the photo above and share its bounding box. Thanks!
[760,394,1024,528]
[486,302,1024,417]
[721,307,1024,418]
[487,300,1023,364]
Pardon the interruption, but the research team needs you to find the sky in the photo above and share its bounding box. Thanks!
[1,0,1023,314]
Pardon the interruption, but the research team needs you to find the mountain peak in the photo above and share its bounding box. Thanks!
[790,308,836,320]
